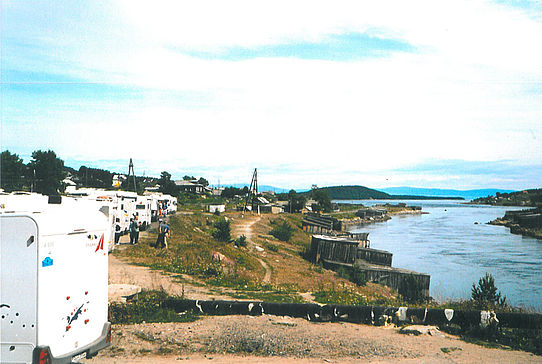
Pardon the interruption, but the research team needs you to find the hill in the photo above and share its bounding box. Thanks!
[302,185,464,200]
[305,185,391,200]
[380,187,516,200]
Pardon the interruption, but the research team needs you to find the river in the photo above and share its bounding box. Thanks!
[340,200,542,311]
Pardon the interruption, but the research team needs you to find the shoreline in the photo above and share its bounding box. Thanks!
[489,217,542,240]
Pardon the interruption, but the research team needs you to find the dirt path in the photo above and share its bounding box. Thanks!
[231,215,272,284]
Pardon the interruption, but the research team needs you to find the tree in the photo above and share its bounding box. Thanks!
[269,220,294,242]
[287,190,306,213]
[221,186,248,198]
[77,166,113,188]
[158,171,178,196]
[183,175,195,181]
[471,273,507,309]
[1,150,26,192]
[197,177,209,187]
[312,188,333,213]
[212,218,231,242]
[29,150,65,195]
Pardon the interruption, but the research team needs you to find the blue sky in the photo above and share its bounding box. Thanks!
[2,1,542,190]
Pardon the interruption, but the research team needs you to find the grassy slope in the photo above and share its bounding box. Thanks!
[114,210,397,305]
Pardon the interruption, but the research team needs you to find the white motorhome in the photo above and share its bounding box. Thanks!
[115,191,138,232]
[144,193,165,221]
[135,196,152,230]
[0,194,111,363]
[164,194,177,215]
[66,188,134,235]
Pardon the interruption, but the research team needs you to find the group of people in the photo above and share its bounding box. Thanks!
[113,215,170,248]
[114,216,141,245]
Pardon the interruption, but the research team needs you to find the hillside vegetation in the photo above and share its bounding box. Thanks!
[473,189,542,207]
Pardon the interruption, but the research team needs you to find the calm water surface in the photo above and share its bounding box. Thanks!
[342,200,542,311]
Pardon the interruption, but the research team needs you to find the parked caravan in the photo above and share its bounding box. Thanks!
[135,196,152,230]
[148,194,159,222]
[115,191,137,232]
[66,189,132,235]
[0,194,111,363]
[164,194,177,214]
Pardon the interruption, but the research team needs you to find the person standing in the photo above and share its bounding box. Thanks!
[154,219,164,248]
[114,218,122,245]
[162,219,170,248]
[134,216,140,244]
[155,219,170,248]
[129,217,139,245]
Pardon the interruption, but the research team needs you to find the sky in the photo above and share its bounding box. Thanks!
[1,0,542,190]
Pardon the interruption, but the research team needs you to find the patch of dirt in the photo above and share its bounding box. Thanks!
[87,315,541,363]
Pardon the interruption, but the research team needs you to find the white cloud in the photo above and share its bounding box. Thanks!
[3,0,542,188]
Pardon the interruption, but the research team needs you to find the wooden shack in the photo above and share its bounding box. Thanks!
[310,234,430,298]
[302,213,335,234]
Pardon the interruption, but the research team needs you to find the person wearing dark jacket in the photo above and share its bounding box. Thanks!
[114,218,122,245]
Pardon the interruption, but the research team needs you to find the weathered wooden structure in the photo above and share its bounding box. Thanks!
[310,234,430,298]
[302,213,335,234]
[355,207,388,219]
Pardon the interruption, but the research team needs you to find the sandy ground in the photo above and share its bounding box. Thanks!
[85,218,542,364]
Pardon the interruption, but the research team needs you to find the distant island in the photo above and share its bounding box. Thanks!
[302,185,464,201]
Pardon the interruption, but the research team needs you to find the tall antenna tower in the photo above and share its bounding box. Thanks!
[243,168,259,214]
[128,158,137,192]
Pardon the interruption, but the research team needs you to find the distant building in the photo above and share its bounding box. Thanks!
[144,185,160,192]
[259,205,283,214]
[175,180,209,194]
[208,204,226,213]
[211,187,225,196]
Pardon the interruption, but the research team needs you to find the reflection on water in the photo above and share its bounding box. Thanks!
[343,200,542,311]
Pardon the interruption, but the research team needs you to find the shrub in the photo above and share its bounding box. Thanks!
[269,220,294,242]
[212,218,231,242]
[235,235,247,247]
[471,273,507,309]
[265,243,279,252]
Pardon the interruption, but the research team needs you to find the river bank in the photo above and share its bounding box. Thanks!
[488,209,542,240]
[334,203,425,231]
[345,200,542,311]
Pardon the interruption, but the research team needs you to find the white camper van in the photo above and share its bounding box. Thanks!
[0,195,111,363]
[164,195,177,215]
[135,196,152,230]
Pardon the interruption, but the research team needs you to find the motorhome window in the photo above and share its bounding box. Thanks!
[136,205,145,209]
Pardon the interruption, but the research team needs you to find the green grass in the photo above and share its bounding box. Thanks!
[109,290,199,325]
